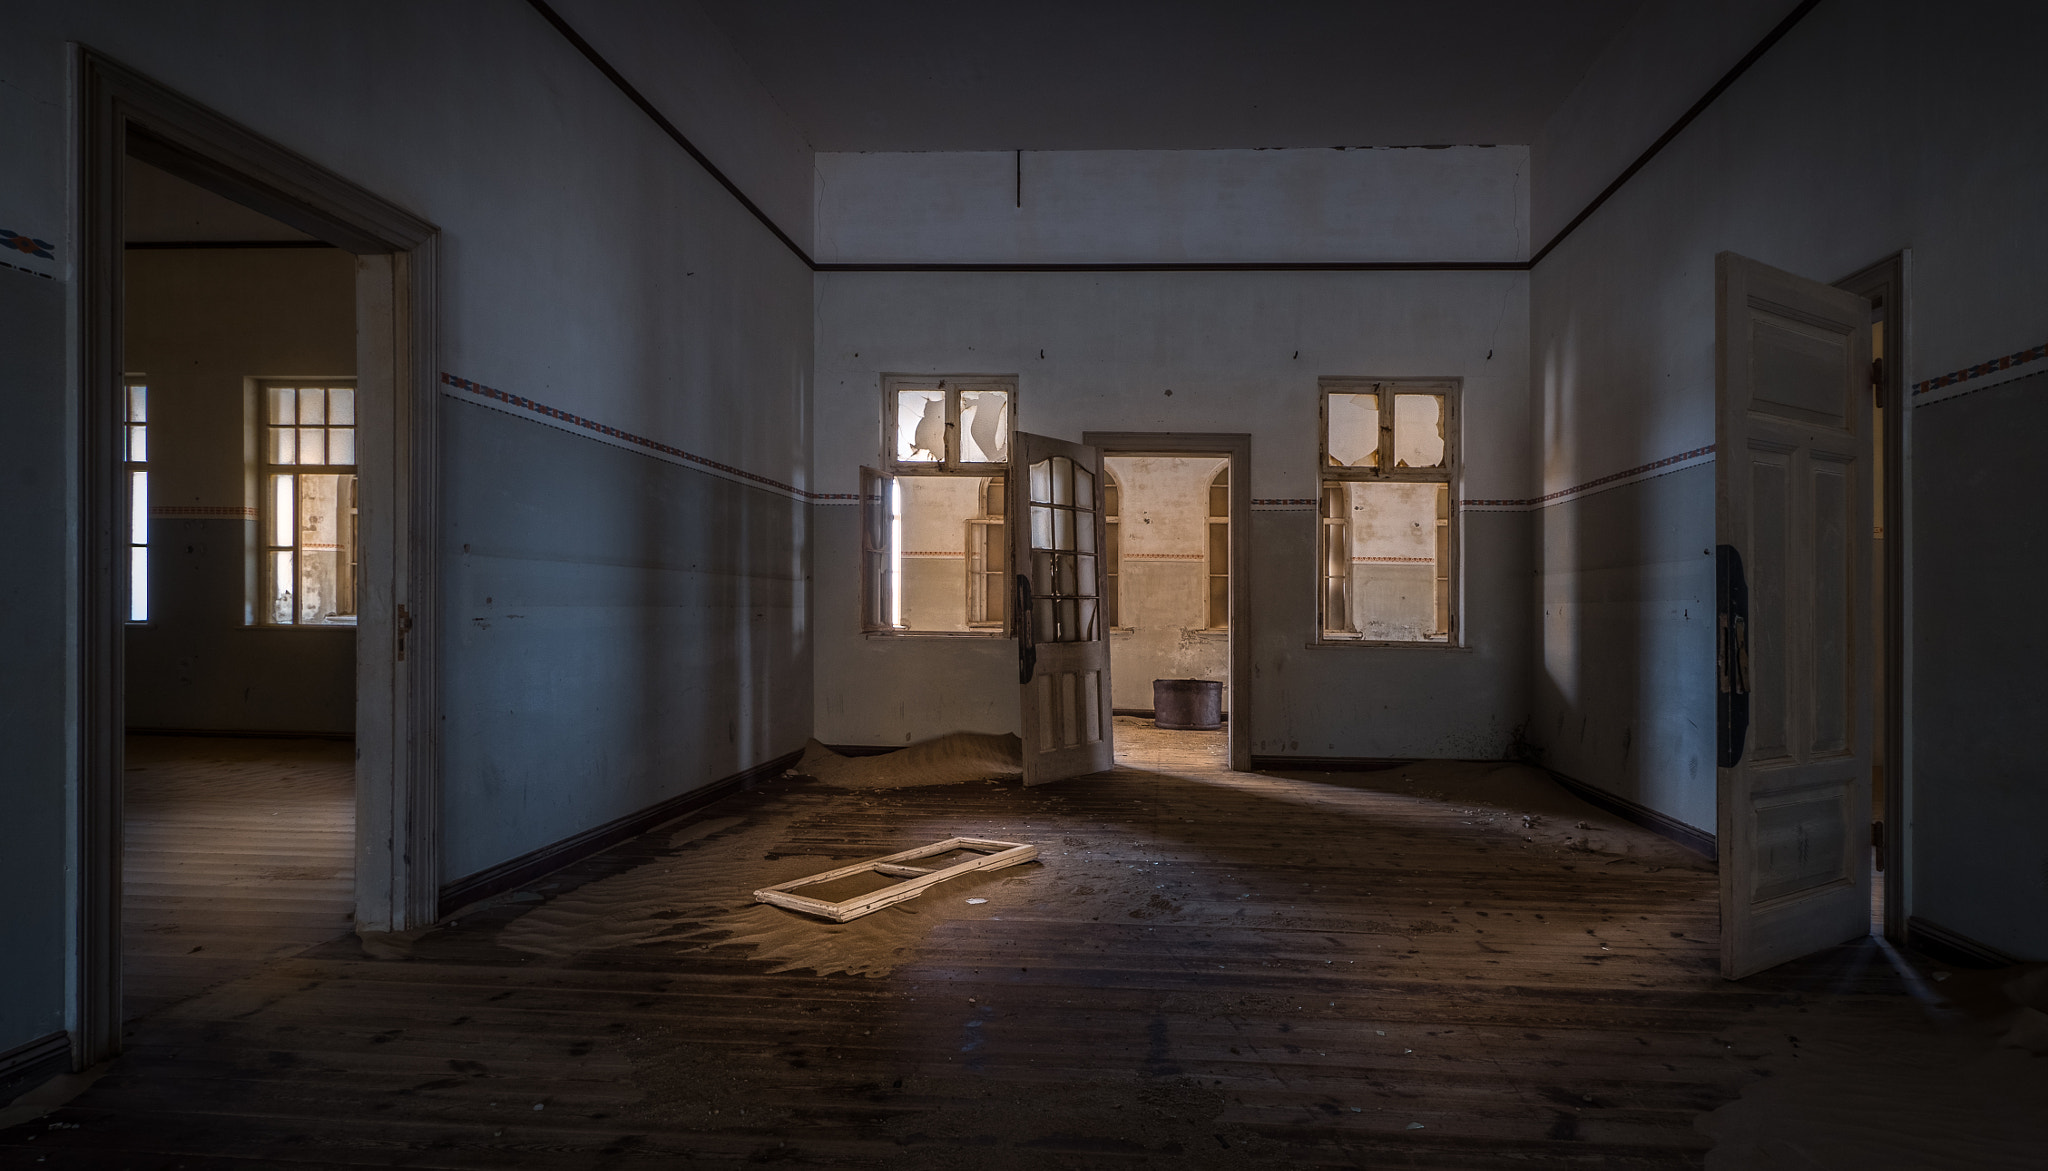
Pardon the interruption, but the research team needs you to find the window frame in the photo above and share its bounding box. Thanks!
[1315,377,1461,647]
[882,373,1016,475]
[257,379,361,628]
[863,375,1020,638]
[124,376,150,624]
[1205,464,1230,630]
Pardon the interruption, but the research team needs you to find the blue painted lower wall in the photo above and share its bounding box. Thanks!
[1532,464,1718,834]
[1911,373,2048,960]
[439,397,811,886]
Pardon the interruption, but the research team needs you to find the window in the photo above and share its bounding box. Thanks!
[1206,465,1229,629]
[125,379,149,623]
[1102,468,1121,629]
[965,476,1007,627]
[261,382,358,626]
[1319,379,1457,643]
[862,376,1017,634]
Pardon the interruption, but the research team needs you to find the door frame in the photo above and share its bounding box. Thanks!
[1081,432,1252,772]
[1833,252,1910,943]
[76,48,440,1066]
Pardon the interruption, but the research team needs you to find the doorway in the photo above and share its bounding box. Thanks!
[77,50,439,1064]
[119,160,362,1023]
[1082,433,1252,771]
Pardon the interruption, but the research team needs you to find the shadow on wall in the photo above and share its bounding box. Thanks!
[1532,462,1716,833]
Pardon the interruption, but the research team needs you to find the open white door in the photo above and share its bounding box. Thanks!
[1716,252,1874,979]
[1011,432,1113,785]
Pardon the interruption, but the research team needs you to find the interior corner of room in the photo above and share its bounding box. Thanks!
[3,0,2045,1161]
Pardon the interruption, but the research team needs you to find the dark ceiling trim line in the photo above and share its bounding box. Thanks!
[532,0,1822,276]
[814,260,1526,274]
[125,239,334,249]
[1526,0,1824,266]
[524,0,813,266]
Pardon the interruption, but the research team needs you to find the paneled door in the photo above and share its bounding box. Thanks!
[1010,432,1113,785]
[1715,251,1874,979]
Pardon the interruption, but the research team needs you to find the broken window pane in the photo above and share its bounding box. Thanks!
[1393,394,1446,468]
[959,390,1009,463]
[1321,481,1449,642]
[895,389,945,463]
[1327,392,1380,468]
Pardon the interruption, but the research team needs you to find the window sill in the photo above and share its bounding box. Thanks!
[864,628,1008,640]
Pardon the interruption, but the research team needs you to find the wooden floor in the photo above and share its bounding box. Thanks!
[121,735,356,1022]
[7,724,2037,1168]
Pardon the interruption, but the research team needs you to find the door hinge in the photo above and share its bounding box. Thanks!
[396,602,413,662]
[1871,819,1886,871]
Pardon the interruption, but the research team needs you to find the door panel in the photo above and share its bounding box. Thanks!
[1012,432,1113,785]
[1716,252,1872,979]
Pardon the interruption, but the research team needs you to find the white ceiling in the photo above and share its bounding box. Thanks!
[697,0,1645,153]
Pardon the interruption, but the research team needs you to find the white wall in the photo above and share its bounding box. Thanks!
[816,146,1528,264]
[813,269,1531,759]
[1529,0,2048,956]
[0,0,816,1060]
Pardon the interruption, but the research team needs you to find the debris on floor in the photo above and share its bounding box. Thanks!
[785,733,1023,789]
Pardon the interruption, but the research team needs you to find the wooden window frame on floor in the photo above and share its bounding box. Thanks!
[755,837,1039,922]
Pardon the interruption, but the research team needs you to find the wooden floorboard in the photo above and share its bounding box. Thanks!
[117,734,356,1024]
[8,722,2028,1168]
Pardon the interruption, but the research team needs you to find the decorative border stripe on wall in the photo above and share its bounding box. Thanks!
[1121,553,1207,561]
[1248,446,1716,516]
[1353,556,1434,564]
[1913,341,2048,404]
[150,505,257,519]
[441,372,824,503]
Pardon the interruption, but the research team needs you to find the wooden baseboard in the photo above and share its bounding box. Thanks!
[1113,708,1229,722]
[1250,755,1407,773]
[821,743,915,758]
[437,747,803,919]
[1906,915,2020,969]
[126,726,354,740]
[1542,769,1717,861]
[0,1030,72,1099]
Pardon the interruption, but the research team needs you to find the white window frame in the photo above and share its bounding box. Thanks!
[258,379,361,627]
[124,376,150,624]
[863,375,1019,637]
[1316,377,1461,646]
[1206,464,1230,631]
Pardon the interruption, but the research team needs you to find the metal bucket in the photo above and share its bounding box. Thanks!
[1153,678,1223,731]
